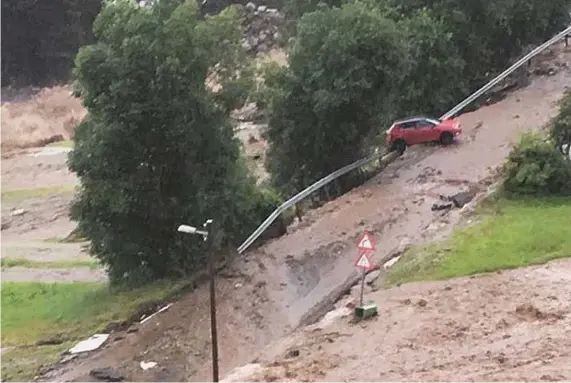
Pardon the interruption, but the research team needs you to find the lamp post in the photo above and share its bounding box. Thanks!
[177,219,219,382]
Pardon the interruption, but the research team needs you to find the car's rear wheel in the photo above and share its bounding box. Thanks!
[391,139,407,154]
[440,132,454,146]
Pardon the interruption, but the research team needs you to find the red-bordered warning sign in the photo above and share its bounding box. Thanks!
[354,251,375,270]
[356,231,375,252]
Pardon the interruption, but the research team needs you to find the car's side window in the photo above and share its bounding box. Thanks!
[417,119,436,128]
[401,121,417,129]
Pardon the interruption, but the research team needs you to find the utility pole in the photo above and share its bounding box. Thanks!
[204,219,219,382]
[177,219,219,382]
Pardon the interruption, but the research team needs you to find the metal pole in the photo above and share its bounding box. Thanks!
[204,220,219,382]
[359,268,366,307]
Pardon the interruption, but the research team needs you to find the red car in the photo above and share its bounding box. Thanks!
[386,116,462,153]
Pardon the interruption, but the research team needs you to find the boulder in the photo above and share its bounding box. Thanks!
[451,191,475,208]
[89,367,125,382]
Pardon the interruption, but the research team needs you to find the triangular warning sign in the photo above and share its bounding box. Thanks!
[354,252,374,270]
[356,231,375,251]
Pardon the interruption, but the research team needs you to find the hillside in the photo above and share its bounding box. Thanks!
[7,42,566,382]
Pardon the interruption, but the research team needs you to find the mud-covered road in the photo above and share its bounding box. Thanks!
[34,42,571,382]
[241,258,571,382]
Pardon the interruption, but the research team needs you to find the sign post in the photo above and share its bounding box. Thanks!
[354,231,378,319]
[354,251,373,306]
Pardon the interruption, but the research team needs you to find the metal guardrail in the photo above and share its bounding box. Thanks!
[440,25,571,120]
[237,150,398,253]
[237,25,571,255]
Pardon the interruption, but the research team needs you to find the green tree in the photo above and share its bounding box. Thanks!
[263,2,409,194]
[396,10,467,116]
[69,0,275,284]
[549,90,571,160]
[382,0,571,89]
[283,0,344,36]
[503,133,571,196]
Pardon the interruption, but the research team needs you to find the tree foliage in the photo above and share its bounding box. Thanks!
[381,0,571,88]
[282,0,344,35]
[503,133,571,196]
[263,2,409,193]
[549,89,571,160]
[396,10,468,116]
[264,0,571,195]
[69,0,275,285]
[1,0,101,86]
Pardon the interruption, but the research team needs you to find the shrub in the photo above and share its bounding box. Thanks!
[549,89,571,160]
[503,133,571,196]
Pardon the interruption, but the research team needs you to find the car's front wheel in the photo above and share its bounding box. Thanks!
[391,139,407,154]
[440,132,454,146]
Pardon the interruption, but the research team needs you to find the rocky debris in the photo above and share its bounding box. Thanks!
[10,208,26,216]
[450,191,475,208]
[531,61,567,77]
[365,269,382,285]
[431,202,453,211]
[89,367,125,382]
[414,166,442,184]
[231,102,263,122]
[432,190,475,212]
[59,353,78,364]
[240,2,284,54]
[221,363,264,383]
[285,349,300,359]
[515,303,565,322]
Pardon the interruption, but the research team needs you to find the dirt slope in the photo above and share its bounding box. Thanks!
[38,43,571,382]
[1,86,85,151]
[244,259,571,382]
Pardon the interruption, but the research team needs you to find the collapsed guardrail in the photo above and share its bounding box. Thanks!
[237,150,399,253]
[237,25,571,255]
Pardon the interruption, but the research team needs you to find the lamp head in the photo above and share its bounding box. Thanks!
[177,225,197,234]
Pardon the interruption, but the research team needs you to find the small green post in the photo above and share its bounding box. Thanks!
[354,302,378,319]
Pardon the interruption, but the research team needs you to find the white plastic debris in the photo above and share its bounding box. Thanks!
[140,303,173,325]
[313,306,351,329]
[221,363,264,382]
[68,334,109,354]
[10,209,26,217]
[140,361,158,370]
[383,255,402,270]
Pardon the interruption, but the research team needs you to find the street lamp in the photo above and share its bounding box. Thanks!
[177,218,219,382]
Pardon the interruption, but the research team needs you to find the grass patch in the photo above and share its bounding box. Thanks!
[1,257,99,270]
[44,228,88,244]
[2,343,72,382]
[1,280,189,347]
[387,196,571,285]
[46,140,74,148]
[43,237,86,244]
[1,279,190,381]
[1,185,76,203]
